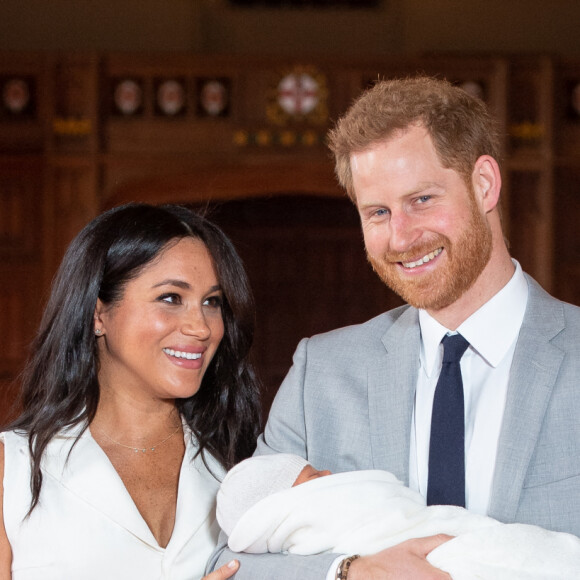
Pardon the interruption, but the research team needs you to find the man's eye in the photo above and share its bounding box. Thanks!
[159,293,182,305]
[417,195,431,204]
[375,208,389,216]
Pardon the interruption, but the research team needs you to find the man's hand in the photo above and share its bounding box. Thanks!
[347,535,453,579]
[202,559,239,579]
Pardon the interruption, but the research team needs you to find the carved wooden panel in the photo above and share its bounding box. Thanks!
[0,52,48,152]
[0,263,42,359]
[46,161,99,271]
[555,166,580,306]
[0,157,45,423]
[505,169,554,291]
[555,60,580,159]
[2,50,580,426]
[49,53,99,154]
[102,55,347,156]
[0,157,43,259]
[554,61,580,306]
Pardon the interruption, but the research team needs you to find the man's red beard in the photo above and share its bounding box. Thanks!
[367,199,493,311]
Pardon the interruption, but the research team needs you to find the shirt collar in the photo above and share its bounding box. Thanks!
[419,260,528,377]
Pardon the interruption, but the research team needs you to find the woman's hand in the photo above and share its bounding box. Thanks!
[202,559,239,579]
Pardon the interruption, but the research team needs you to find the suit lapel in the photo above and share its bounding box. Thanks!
[489,277,565,522]
[368,307,420,484]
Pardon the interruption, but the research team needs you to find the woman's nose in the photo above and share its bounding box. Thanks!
[181,309,211,340]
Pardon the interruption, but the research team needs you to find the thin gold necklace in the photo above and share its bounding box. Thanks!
[100,424,182,454]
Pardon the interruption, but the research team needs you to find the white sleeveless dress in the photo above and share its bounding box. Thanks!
[1,423,224,580]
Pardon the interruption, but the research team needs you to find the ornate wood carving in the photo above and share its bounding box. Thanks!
[1,50,579,423]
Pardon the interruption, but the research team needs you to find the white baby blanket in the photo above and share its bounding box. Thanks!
[225,470,580,579]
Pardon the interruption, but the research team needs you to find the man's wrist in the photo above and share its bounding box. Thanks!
[335,555,360,580]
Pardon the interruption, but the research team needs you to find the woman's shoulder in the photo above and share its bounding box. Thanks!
[0,429,28,450]
[1,422,85,444]
[0,430,35,486]
[0,435,11,577]
[0,429,35,513]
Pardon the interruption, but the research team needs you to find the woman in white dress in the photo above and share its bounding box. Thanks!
[0,203,262,580]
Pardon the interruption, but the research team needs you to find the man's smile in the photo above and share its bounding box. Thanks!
[401,247,443,269]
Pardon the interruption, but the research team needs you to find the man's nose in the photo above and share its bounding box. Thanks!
[388,211,421,253]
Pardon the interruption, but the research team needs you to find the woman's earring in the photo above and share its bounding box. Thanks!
[94,328,102,336]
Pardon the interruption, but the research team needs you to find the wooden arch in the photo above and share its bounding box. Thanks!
[102,158,344,209]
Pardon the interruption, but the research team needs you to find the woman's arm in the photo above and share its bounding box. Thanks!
[0,442,12,579]
[208,532,338,580]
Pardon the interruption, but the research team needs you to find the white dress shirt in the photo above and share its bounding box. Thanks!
[409,260,529,515]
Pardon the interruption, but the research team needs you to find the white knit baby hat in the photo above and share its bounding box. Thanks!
[217,453,309,536]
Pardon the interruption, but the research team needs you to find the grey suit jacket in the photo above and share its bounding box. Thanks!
[210,275,580,578]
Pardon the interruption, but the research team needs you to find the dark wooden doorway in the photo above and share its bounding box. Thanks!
[199,195,404,418]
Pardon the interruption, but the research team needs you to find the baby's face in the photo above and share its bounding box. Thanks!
[292,464,332,487]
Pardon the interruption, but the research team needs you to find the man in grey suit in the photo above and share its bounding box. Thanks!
[210,76,580,579]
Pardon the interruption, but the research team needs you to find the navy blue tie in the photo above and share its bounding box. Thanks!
[427,333,469,507]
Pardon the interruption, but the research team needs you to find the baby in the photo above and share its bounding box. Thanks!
[217,454,580,580]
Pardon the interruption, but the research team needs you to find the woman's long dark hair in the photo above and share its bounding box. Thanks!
[9,203,262,511]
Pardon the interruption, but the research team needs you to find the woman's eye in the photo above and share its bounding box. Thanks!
[158,293,182,305]
[203,295,223,309]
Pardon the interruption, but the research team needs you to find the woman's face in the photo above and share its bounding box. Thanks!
[94,237,225,403]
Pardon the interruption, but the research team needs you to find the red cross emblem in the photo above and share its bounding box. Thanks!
[277,73,319,116]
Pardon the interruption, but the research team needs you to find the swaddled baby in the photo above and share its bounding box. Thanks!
[217,454,580,580]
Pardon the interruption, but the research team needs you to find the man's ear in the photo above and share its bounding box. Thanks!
[472,155,502,213]
[94,299,106,336]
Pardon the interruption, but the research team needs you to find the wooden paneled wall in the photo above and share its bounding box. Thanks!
[1,52,580,422]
